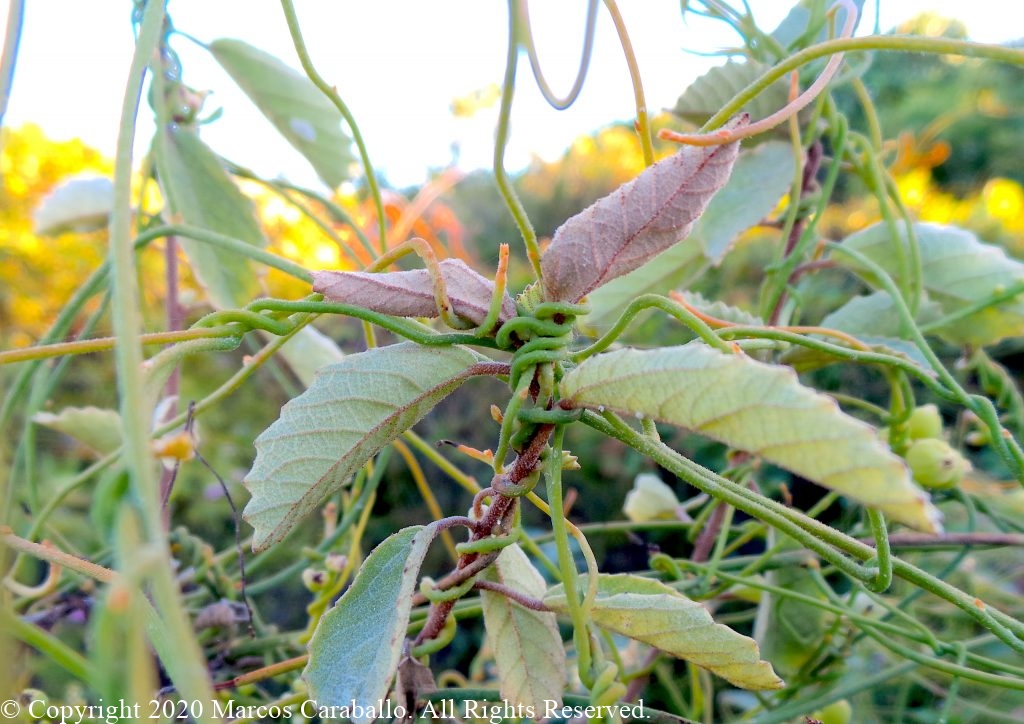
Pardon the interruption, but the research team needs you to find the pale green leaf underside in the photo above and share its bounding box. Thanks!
[546,574,783,690]
[561,343,940,532]
[33,406,122,456]
[481,545,566,710]
[305,526,432,722]
[838,222,1024,346]
[210,39,354,189]
[154,126,264,309]
[244,343,482,550]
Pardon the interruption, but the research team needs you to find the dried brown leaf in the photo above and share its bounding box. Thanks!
[541,115,747,303]
[312,259,516,328]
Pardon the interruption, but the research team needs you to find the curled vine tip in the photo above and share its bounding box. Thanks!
[661,0,858,147]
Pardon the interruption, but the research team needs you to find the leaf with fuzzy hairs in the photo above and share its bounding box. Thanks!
[313,259,516,329]
[305,526,433,723]
[243,343,485,551]
[545,574,783,690]
[480,544,565,710]
[541,115,746,303]
[560,342,942,533]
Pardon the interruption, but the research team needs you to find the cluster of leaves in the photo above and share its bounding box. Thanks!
[5,1,1024,723]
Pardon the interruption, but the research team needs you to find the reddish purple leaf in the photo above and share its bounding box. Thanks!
[312,258,516,328]
[541,115,748,303]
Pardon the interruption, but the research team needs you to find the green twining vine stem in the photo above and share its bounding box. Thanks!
[581,409,1024,657]
[498,0,543,279]
[278,0,388,252]
[572,293,733,362]
[827,242,1024,480]
[544,425,595,688]
[109,0,217,712]
[700,35,1024,137]
[518,0,597,111]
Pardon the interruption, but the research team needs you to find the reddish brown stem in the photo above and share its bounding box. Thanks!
[473,579,549,611]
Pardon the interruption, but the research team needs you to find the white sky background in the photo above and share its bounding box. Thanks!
[1,1,1015,189]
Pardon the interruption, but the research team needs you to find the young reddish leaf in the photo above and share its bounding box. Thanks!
[313,259,516,328]
[541,115,747,303]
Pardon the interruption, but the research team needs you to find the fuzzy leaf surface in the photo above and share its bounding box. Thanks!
[244,343,482,550]
[561,343,941,532]
[33,406,122,457]
[837,222,1024,346]
[154,126,264,309]
[545,573,783,690]
[305,526,432,722]
[480,544,565,710]
[313,259,516,328]
[209,39,354,188]
[541,115,746,303]
[581,142,788,332]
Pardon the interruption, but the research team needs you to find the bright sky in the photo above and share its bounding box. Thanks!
[1,1,1015,189]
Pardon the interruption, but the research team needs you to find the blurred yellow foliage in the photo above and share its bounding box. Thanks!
[821,165,1024,258]
[1,125,114,348]
[1,124,472,349]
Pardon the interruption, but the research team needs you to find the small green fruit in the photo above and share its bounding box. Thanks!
[810,699,853,724]
[905,438,970,489]
[907,404,944,440]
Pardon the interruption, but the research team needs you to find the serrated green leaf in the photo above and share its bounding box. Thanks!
[209,39,354,189]
[305,526,433,721]
[154,126,265,309]
[243,343,483,551]
[545,573,783,690]
[33,406,122,456]
[673,61,788,129]
[837,222,1024,346]
[480,544,565,710]
[561,343,941,532]
[692,141,795,262]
